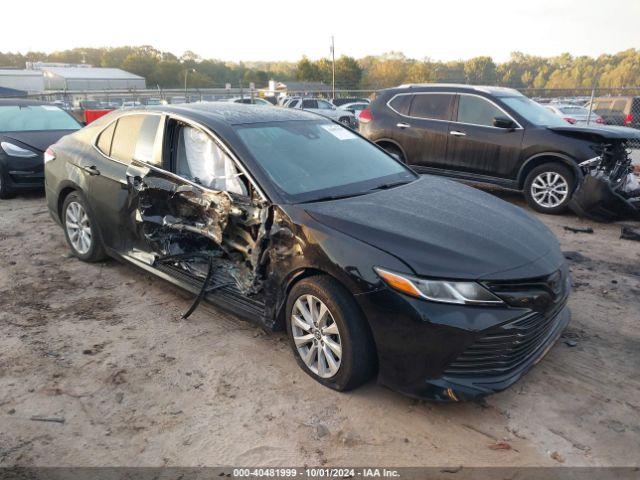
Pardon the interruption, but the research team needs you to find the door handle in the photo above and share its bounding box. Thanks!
[396,122,411,129]
[449,130,466,137]
[81,165,101,176]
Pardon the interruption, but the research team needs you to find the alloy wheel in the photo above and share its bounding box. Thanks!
[530,172,569,208]
[65,201,93,255]
[291,294,342,379]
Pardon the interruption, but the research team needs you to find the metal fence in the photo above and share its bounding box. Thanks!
[3,84,640,131]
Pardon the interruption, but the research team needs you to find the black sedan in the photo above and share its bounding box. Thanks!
[44,103,571,401]
[0,99,81,198]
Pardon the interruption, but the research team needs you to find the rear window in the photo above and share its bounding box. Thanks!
[612,99,627,112]
[409,94,453,120]
[0,105,80,132]
[388,95,412,116]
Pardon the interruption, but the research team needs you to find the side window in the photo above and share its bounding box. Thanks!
[109,114,162,164]
[133,115,162,164]
[316,100,334,110]
[175,125,248,196]
[409,94,453,120]
[96,121,116,156]
[457,95,507,127]
[302,99,318,109]
[288,99,300,108]
[388,95,412,116]
[612,99,627,112]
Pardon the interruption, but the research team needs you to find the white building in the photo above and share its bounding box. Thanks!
[0,69,45,93]
[42,67,146,91]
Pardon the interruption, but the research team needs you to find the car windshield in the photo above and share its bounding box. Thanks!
[502,97,568,127]
[235,120,417,203]
[0,105,81,132]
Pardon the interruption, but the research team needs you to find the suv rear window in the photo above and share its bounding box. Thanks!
[408,94,453,120]
[388,95,412,116]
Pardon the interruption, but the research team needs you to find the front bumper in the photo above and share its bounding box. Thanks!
[1,155,45,190]
[355,287,570,401]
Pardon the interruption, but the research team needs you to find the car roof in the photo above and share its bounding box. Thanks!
[145,101,320,126]
[381,84,523,97]
[0,99,51,107]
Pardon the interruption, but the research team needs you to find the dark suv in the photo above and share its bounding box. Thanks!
[359,84,632,213]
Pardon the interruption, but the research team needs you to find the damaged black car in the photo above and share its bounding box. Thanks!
[45,103,571,401]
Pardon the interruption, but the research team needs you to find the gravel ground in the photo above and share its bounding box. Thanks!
[0,189,639,468]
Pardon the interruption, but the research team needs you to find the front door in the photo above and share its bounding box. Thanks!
[444,94,524,179]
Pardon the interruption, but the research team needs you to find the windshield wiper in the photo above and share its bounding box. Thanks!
[369,180,412,191]
[301,191,369,203]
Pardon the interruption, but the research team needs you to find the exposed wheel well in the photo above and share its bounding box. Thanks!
[518,155,577,189]
[57,186,78,220]
[375,140,406,161]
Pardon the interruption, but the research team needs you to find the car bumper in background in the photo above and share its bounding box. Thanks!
[1,155,45,190]
[356,286,571,401]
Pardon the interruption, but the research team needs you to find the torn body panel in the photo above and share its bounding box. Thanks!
[569,139,640,222]
[125,164,300,327]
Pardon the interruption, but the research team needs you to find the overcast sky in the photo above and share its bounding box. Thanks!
[7,0,640,62]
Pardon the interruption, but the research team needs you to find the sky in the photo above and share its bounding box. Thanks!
[6,0,640,62]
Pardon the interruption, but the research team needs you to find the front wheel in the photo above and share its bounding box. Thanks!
[524,163,575,214]
[0,171,15,199]
[286,276,377,392]
[62,192,106,262]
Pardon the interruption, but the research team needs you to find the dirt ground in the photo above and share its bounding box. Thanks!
[1,187,639,468]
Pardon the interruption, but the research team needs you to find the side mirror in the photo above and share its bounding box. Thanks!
[493,116,517,129]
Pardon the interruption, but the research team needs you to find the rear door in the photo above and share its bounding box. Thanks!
[444,93,524,179]
[88,113,162,252]
[389,92,454,169]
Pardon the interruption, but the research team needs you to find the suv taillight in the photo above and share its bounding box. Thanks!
[596,117,604,124]
[44,147,56,163]
[359,108,373,123]
[624,113,634,125]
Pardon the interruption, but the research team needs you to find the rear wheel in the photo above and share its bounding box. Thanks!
[62,192,106,262]
[286,276,377,392]
[524,163,575,214]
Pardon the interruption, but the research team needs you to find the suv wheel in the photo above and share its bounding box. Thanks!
[62,192,106,262]
[286,276,376,392]
[524,163,575,214]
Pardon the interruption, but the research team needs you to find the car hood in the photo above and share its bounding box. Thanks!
[0,130,78,152]
[547,124,640,141]
[303,176,563,280]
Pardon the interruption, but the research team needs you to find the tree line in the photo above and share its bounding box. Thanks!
[1,46,639,91]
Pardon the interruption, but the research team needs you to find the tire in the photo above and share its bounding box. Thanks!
[286,275,377,392]
[0,171,15,199]
[524,163,575,214]
[379,143,406,163]
[62,191,106,262]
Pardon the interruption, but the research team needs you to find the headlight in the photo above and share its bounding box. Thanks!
[1,141,38,158]
[374,267,504,305]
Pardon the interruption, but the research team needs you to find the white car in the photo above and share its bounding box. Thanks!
[338,102,369,118]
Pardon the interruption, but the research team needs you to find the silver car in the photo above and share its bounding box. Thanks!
[545,104,604,126]
[286,97,358,129]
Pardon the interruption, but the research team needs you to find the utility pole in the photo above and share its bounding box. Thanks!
[331,35,335,100]
[184,68,195,103]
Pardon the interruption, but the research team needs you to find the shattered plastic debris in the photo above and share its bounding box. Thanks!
[620,226,640,241]
[563,226,594,234]
[569,140,640,222]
